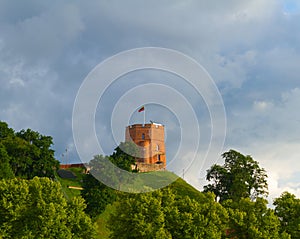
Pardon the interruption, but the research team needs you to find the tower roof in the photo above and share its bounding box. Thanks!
[127,121,164,128]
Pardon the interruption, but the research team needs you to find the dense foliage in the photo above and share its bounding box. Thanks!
[0,142,14,179]
[81,173,117,218]
[106,181,297,239]
[274,192,300,238]
[81,142,138,218]
[0,121,59,179]
[108,188,228,239]
[110,142,139,172]
[106,150,298,239]
[223,198,287,239]
[0,177,96,239]
[204,149,268,202]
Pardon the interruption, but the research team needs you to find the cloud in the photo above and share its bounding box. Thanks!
[252,141,300,200]
[0,0,300,197]
[223,87,300,200]
[253,100,273,111]
[1,3,84,63]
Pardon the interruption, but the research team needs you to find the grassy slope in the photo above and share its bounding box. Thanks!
[54,167,85,199]
[55,167,108,238]
[168,177,203,200]
[55,168,203,238]
[96,176,203,239]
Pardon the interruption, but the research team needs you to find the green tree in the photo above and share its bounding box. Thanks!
[66,196,98,239]
[0,122,15,179]
[0,121,14,139]
[0,125,59,179]
[81,173,117,218]
[204,149,268,202]
[0,143,14,179]
[110,141,139,171]
[0,177,96,238]
[164,190,228,239]
[108,190,172,239]
[16,129,59,178]
[82,142,139,218]
[223,197,287,239]
[3,136,39,178]
[108,188,228,239]
[274,192,300,238]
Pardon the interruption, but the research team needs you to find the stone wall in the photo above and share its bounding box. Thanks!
[135,162,165,172]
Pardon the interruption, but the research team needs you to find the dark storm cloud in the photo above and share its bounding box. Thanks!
[1,0,300,197]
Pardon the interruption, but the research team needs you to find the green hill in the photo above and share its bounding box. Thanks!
[95,176,203,238]
[167,177,203,200]
[55,168,203,238]
[54,167,85,199]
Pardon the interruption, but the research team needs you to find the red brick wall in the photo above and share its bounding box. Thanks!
[125,123,166,170]
[60,163,85,169]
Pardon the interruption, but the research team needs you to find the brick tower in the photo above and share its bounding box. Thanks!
[125,122,166,172]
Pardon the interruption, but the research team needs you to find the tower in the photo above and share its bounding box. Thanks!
[125,122,166,172]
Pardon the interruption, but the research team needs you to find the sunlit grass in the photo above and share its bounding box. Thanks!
[54,167,85,199]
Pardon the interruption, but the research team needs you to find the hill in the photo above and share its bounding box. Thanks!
[167,177,203,200]
[54,167,85,199]
[95,176,202,238]
[55,167,204,238]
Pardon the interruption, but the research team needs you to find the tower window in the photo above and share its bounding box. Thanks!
[158,154,161,161]
[156,144,160,151]
[142,133,145,140]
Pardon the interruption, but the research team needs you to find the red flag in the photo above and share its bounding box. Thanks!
[138,106,145,112]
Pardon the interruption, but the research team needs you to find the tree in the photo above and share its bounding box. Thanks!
[0,177,96,238]
[223,198,288,239]
[82,142,139,218]
[0,143,14,179]
[0,121,14,139]
[108,190,171,239]
[108,188,229,239]
[3,136,39,178]
[15,129,59,178]
[274,192,300,238]
[81,173,117,218]
[66,196,98,239]
[0,122,15,179]
[0,124,59,179]
[204,149,268,202]
[110,141,139,172]
[163,190,228,239]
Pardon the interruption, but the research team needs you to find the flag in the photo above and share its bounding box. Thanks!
[138,106,145,112]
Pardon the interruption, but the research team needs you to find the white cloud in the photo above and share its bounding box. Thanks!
[251,142,300,201]
[223,87,300,201]
[253,100,273,111]
[9,77,25,87]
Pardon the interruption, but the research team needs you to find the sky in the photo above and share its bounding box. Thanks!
[1,0,300,202]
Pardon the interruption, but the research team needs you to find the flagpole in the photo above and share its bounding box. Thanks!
[144,107,146,125]
[138,106,145,125]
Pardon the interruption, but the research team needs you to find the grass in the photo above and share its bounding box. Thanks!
[138,170,179,190]
[95,204,115,239]
[167,177,203,200]
[55,167,115,238]
[54,167,85,199]
[117,170,179,192]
